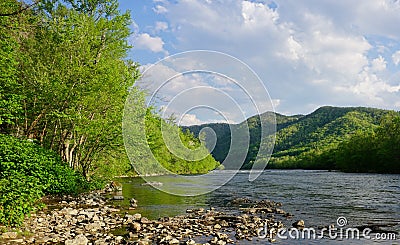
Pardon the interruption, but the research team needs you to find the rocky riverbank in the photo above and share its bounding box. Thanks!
[0,189,302,244]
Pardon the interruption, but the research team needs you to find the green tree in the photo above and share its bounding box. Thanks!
[8,0,140,178]
[0,0,25,132]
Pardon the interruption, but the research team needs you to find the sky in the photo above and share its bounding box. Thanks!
[119,0,400,125]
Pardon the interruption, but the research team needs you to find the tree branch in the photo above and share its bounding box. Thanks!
[0,0,40,17]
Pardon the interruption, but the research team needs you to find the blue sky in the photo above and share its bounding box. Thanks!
[119,0,400,125]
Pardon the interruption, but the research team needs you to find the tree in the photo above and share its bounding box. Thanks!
[2,0,140,178]
[0,0,25,133]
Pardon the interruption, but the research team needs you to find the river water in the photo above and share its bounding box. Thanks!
[117,170,399,244]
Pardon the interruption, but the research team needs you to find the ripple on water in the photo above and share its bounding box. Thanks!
[118,170,400,244]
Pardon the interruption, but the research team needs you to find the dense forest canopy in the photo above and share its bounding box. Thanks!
[1,0,139,178]
[185,106,400,173]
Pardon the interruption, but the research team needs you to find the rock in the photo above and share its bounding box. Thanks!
[292,220,305,228]
[131,222,141,232]
[138,239,151,245]
[107,207,120,213]
[65,234,89,245]
[85,222,102,231]
[186,239,196,245]
[216,232,228,240]
[210,237,218,244]
[214,224,222,230]
[92,214,100,221]
[133,213,142,221]
[77,215,86,222]
[196,208,205,213]
[231,197,252,204]
[115,236,124,243]
[10,239,24,243]
[169,238,180,244]
[275,208,286,215]
[112,195,124,200]
[130,198,138,208]
[1,232,18,239]
[140,217,151,224]
[35,237,49,244]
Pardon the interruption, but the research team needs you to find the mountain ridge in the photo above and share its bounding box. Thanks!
[182,106,397,170]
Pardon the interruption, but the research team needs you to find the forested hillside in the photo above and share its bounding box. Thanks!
[184,106,400,173]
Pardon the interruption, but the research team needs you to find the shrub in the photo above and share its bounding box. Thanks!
[0,134,86,226]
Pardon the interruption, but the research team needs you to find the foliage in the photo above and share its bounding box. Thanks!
[143,110,220,175]
[0,134,86,226]
[335,113,400,173]
[0,0,25,132]
[0,0,140,178]
[185,106,399,173]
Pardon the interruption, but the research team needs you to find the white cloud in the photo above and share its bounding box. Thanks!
[241,1,279,28]
[155,21,168,32]
[139,0,400,115]
[134,33,166,53]
[153,5,168,14]
[393,50,400,66]
[179,114,203,126]
[370,56,387,72]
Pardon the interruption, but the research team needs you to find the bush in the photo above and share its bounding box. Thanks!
[0,134,86,226]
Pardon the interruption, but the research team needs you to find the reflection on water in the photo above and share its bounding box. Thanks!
[118,170,400,244]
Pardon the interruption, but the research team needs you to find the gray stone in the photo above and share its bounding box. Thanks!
[112,196,124,200]
[85,222,102,232]
[133,213,142,221]
[65,234,89,245]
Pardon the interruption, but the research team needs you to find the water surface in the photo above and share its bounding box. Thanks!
[117,170,399,244]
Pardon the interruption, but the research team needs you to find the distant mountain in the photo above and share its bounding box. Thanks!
[182,106,392,169]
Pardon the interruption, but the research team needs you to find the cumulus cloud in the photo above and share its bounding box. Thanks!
[134,33,166,53]
[134,0,400,115]
[370,56,387,72]
[393,50,400,66]
[349,70,400,104]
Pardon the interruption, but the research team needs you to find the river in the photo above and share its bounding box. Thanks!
[116,170,399,244]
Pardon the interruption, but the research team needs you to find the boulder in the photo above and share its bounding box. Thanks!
[292,220,305,228]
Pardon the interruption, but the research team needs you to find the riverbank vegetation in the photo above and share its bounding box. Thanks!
[1,0,137,226]
[144,111,219,175]
[0,0,218,227]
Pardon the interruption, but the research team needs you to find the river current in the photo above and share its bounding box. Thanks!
[117,170,399,244]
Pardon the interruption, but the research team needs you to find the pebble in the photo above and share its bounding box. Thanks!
[0,188,300,244]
